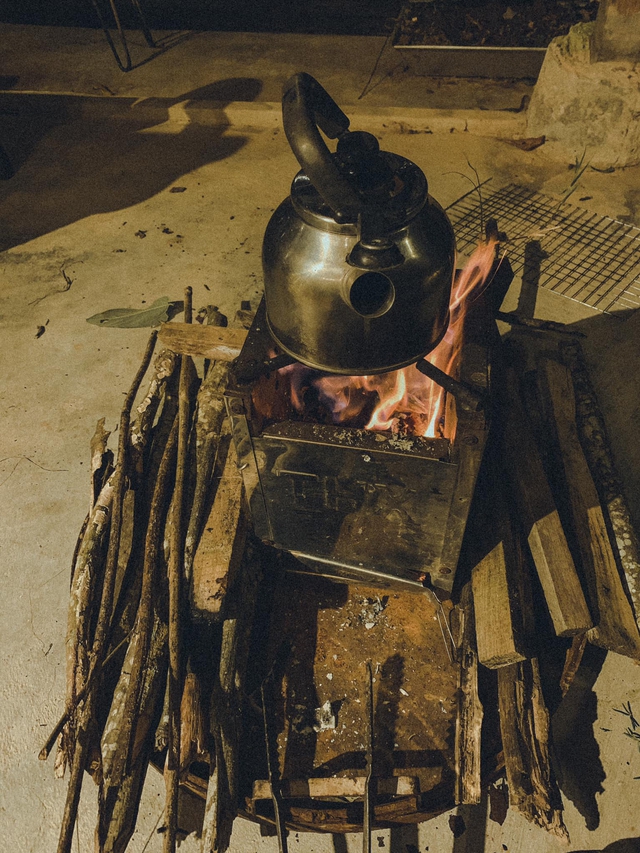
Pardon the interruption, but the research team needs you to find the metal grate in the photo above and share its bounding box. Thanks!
[446,182,640,314]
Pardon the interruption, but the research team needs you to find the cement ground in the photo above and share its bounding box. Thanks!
[1,23,640,853]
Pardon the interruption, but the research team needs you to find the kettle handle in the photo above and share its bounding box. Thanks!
[282,73,361,223]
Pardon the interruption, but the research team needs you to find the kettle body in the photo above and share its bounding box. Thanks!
[262,74,456,376]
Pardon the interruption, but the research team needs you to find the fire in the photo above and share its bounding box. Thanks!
[282,238,500,438]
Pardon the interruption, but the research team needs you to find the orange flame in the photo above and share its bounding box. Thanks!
[283,239,500,438]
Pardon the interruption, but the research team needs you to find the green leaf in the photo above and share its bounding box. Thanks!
[86,297,182,328]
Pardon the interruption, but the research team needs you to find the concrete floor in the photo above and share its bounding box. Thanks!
[2,23,640,853]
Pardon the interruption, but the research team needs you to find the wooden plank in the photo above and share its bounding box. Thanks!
[190,437,247,619]
[501,368,593,637]
[538,358,640,659]
[158,323,247,361]
[471,457,531,669]
[252,777,418,800]
[560,340,640,633]
[497,658,568,839]
[453,583,483,805]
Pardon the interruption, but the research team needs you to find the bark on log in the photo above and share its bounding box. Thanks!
[560,340,640,633]
[454,583,483,805]
[537,358,640,659]
[497,658,568,839]
[165,288,195,853]
[501,368,592,637]
[56,332,158,853]
[104,417,178,789]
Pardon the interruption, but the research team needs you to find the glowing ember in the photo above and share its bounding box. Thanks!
[282,238,500,438]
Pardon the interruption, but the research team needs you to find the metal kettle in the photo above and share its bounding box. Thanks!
[262,73,456,375]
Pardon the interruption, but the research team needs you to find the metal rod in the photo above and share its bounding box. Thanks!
[363,662,375,853]
[261,682,289,853]
[416,358,484,412]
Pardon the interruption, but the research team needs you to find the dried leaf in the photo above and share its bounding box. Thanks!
[506,136,546,151]
[86,297,182,328]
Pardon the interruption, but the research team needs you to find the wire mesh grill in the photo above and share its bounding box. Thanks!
[446,183,640,314]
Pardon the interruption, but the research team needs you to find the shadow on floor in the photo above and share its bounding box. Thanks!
[0,77,262,251]
[573,840,640,853]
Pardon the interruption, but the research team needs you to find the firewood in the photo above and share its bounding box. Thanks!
[103,416,178,790]
[191,434,248,619]
[497,658,568,839]
[90,417,112,509]
[159,322,247,361]
[560,340,640,633]
[559,633,588,696]
[202,542,262,853]
[129,349,178,477]
[165,287,195,853]
[471,455,532,669]
[453,583,483,805]
[537,358,640,659]
[184,358,232,586]
[98,612,169,853]
[56,331,159,853]
[179,671,209,776]
[501,368,592,637]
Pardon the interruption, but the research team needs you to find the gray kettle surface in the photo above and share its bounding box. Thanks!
[262,72,456,376]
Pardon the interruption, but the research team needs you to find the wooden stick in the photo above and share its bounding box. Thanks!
[454,583,483,805]
[560,340,640,632]
[101,417,178,789]
[98,613,169,853]
[158,322,247,361]
[501,368,592,637]
[184,359,231,586]
[57,332,158,853]
[90,417,112,509]
[129,349,178,477]
[164,288,194,853]
[191,433,247,619]
[538,358,640,659]
[497,658,568,839]
[559,633,588,696]
[202,543,262,853]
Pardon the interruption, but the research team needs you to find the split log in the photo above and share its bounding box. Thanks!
[159,322,247,361]
[537,358,640,659]
[501,368,592,637]
[560,340,640,633]
[453,583,483,805]
[191,434,248,619]
[497,658,568,840]
[471,455,533,669]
